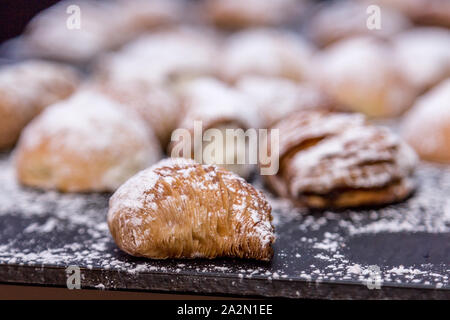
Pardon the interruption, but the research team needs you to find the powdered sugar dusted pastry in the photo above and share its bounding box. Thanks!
[308,0,410,47]
[169,78,256,178]
[236,76,335,127]
[15,90,162,192]
[204,0,307,29]
[23,0,182,63]
[313,37,416,118]
[94,80,181,148]
[266,110,417,209]
[402,79,450,163]
[96,27,220,86]
[108,157,275,260]
[0,60,80,150]
[393,28,450,92]
[219,29,314,83]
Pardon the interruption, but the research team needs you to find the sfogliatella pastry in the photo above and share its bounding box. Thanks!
[236,76,335,127]
[307,0,410,47]
[218,29,314,83]
[313,37,416,118]
[265,110,417,209]
[94,79,181,148]
[95,27,220,87]
[402,79,450,163]
[168,78,256,178]
[203,0,307,29]
[0,60,80,150]
[15,90,162,192]
[108,157,275,260]
[23,0,182,63]
[393,28,450,92]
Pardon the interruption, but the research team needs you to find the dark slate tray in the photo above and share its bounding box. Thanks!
[0,151,449,299]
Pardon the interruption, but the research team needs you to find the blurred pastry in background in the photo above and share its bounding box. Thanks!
[393,27,450,93]
[93,79,181,148]
[375,0,450,28]
[307,0,410,47]
[313,37,416,118]
[402,79,450,164]
[22,0,182,63]
[95,27,220,87]
[108,157,275,260]
[236,76,335,127]
[265,110,417,209]
[203,0,308,29]
[15,90,162,192]
[218,28,314,83]
[0,60,80,150]
[168,77,257,179]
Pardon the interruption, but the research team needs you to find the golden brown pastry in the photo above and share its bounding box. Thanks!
[0,60,80,150]
[168,78,257,178]
[393,27,450,92]
[23,0,182,63]
[375,0,450,28]
[93,79,181,148]
[203,0,307,29]
[313,36,417,118]
[236,76,335,127]
[218,28,314,83]
[265,110,417,209]
[307,0,410,47]
[15,90,162,192]
[108,157,275,260]
[402,79,450,163]
[95,27,220,87]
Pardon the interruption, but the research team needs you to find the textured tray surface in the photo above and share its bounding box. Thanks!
[0,152,449,299]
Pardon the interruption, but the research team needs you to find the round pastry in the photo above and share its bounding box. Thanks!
[307,0,410,47]
[169,78,257,178]
[94,79,181,148]
[401,79,450,163]
[218,29,314,83]
[15,90,162,192]
[236,76,335,127]
[203,0,307,29]
[265,110,417,209]
[108,157,275,260]
[393,27,450,92]
[95,27,220,87]
[313,36,416,118]
[23,0,181,63]
[375,0,450,28]
[0,60,80,150]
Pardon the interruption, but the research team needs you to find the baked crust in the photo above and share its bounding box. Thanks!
[265,110,417,209]
[313,37,417,118]
[108,158,275,260]
[0,60,80,150]
[15,90,161,192]
[402,79,450,163]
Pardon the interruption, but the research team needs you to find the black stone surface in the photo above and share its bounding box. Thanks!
[0,152,449,299]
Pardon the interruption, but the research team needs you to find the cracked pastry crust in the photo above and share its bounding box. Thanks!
[265,110,417,209]
[108,158,275,260]
[15,90,162,192]
[0,60,80,150]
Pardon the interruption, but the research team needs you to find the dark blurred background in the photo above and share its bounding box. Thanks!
[0,0,60,43]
